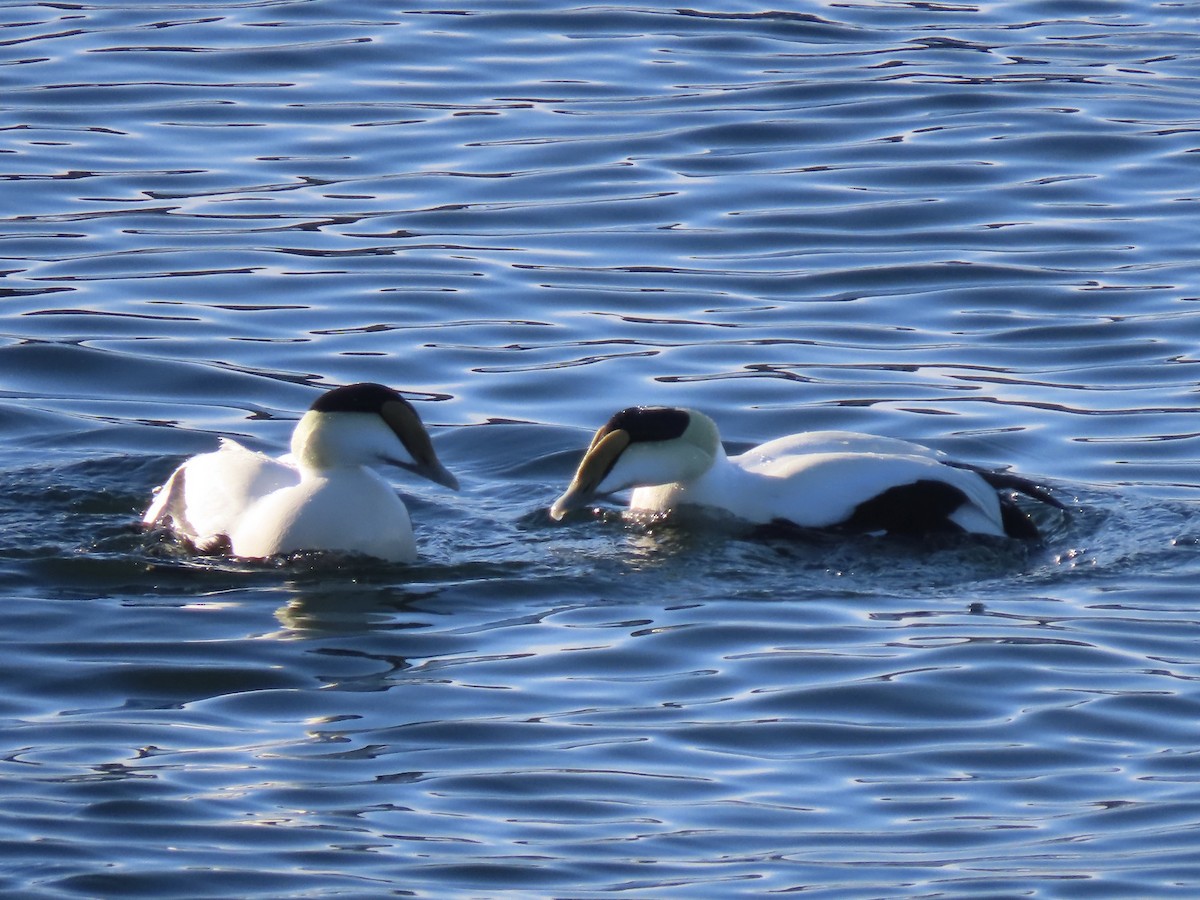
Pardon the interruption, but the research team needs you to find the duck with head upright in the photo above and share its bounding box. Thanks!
[143,383,459,562]
[550,406,1063,539]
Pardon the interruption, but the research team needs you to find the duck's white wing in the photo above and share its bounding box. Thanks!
[143,439,298,550]
[734,449,1006,535]
[737,430,946,469]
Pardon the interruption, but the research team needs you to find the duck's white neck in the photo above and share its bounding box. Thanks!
[630,443,751,514]
[681,443,748,500]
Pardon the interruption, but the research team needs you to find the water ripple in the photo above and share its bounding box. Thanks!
[3,2,1200,897]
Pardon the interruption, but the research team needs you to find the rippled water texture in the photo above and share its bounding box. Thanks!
[4,2,1200,897]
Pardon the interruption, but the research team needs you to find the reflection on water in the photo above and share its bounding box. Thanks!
[3,2,1200,897]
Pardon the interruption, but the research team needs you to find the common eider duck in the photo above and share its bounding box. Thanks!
[143,383,458,561]
[550,406,1062,538]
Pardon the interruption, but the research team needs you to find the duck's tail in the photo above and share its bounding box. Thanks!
[948,463,1067,511]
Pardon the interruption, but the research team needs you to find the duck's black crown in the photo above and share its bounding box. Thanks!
[601,406,690,444]
[310,382,409,414]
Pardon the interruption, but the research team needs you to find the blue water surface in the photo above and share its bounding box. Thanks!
[3,1,1200,897]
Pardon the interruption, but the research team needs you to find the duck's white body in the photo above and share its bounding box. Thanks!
[629,430,1006,535]
[143,384,457,562]
[551,408,1058,539]
[144,439,420,560]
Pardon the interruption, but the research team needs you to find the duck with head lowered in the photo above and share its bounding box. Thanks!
[550,406,1064,539]
[143,382,459,562]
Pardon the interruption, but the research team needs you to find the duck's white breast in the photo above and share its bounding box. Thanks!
[230,467,416,562]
